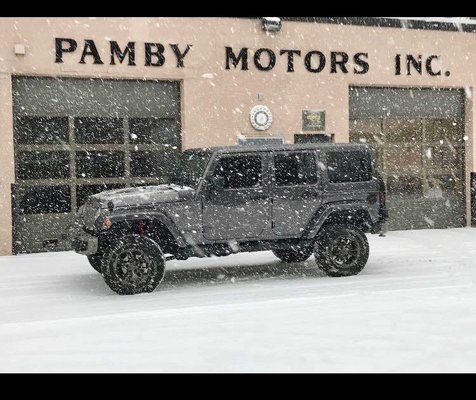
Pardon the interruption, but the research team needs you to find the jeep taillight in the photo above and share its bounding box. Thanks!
[137,221,146,235]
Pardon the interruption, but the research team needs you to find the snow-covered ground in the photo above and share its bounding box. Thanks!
[0,227,475,372]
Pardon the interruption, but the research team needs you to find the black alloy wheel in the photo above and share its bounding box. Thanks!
[102,235,165,295]
[314,224,369,277]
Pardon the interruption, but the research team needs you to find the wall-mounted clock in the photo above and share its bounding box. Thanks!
[250,105,273,131]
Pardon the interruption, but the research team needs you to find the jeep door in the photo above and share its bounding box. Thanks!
[202,152,270,240]
[271,150,322,236]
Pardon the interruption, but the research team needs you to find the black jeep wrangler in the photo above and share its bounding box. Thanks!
[71,143,388,295]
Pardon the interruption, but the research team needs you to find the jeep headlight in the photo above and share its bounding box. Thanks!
[94,207,102,222]
[90,206,104,230]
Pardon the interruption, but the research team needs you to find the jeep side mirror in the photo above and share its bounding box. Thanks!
[211,176,225,191]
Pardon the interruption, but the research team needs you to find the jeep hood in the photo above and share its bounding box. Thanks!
[91,184,195,209]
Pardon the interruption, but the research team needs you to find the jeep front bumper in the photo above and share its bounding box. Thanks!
[71,230,98,255]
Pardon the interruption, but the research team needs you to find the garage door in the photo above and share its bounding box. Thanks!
[12,76,181,254]
[349,86,466,230]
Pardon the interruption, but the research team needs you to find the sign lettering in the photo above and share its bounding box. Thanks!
[54,39,451,77]
[55,38,193,68]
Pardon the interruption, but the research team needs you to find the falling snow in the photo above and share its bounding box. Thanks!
[1,16,475,372]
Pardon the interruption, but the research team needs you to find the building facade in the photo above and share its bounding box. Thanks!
[0,17,474,255]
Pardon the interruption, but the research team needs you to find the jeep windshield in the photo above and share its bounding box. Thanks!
[171,149,213,188]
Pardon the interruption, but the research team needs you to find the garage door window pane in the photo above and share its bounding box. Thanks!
[384,119,422,143]
[349,119,383,144]
[385,145,422,175]
[15,116,68,145]
[425,145,462,174]
[130,150,180,178]
[129,118,178,146]
[75,117,124,144]
[16,151,70,180]
[130,151,164,177]
[18,185,71,214]
[387,176,423,197]
[76,151,125,178]
[424,119,462,144]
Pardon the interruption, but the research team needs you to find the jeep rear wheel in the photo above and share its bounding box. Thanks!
[272,245,313,263]
[314,224,369,277]
[101,235,165,295]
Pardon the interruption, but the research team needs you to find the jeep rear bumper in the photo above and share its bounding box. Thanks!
[72,230,98,255]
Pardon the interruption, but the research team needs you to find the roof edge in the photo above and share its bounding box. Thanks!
[235,17,476,33]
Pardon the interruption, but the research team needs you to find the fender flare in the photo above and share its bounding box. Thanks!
[303,202,373,239]
[107,211,187,248]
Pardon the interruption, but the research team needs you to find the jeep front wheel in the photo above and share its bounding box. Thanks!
[101,235,165,295]
[87,253,103,273]
[272,245,313,263]
[314,224,369,277]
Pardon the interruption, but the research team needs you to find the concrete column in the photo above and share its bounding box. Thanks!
[467,87,475,226]
[0,73,14,255]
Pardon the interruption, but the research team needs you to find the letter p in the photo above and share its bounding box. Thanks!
[55,38,77,63]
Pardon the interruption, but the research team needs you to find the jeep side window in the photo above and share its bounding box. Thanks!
[327,151,372,183]
[274,152,318,186]
[213,155,262,189]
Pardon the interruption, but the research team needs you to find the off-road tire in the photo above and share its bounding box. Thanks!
[272,245,313,263]
[101,234,165,295]
[314,224,369,277]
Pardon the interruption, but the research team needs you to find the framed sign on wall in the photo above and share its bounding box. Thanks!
[302,110,325,131]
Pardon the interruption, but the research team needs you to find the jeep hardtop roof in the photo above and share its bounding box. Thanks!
[185,143,372,154]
